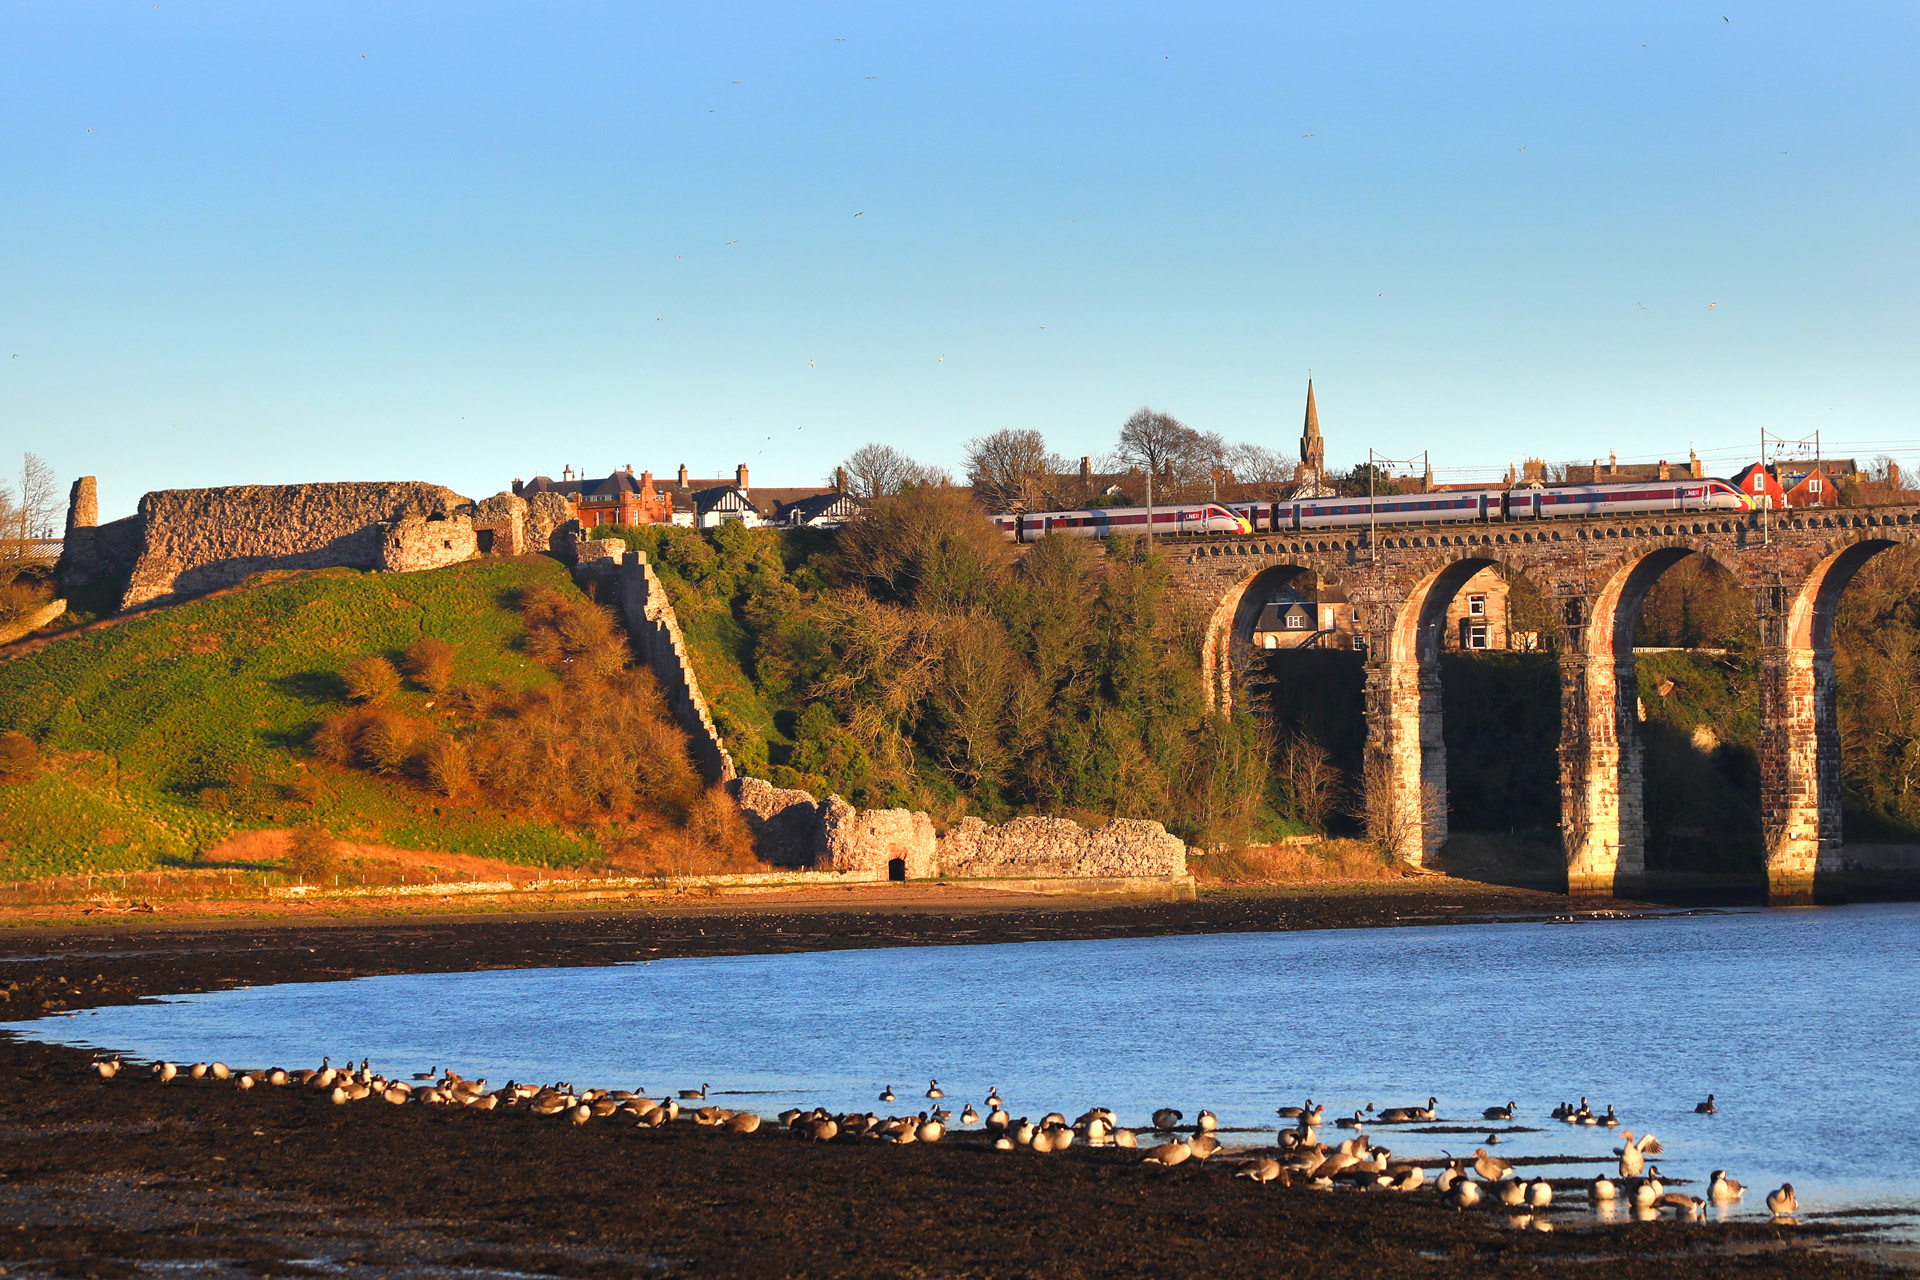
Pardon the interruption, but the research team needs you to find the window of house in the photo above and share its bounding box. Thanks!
[1468,623,1491,650]
[1467,594,1487,617]
[1263,634,1278,650]
[1284,609,1308,629]
[1809,476,1822,494]
[1351,635,1369,657]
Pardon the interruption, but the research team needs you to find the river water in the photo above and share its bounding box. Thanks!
[13,902,1920,1227]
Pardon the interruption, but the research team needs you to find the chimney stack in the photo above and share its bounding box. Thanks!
[1080,456,1092,481]
[835,466,848,493]
[677,464,689,487]
[735,463,749,490]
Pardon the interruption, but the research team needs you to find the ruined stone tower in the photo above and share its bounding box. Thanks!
[65,476,98,532]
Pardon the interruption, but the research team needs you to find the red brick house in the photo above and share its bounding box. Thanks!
[512,467,674,527]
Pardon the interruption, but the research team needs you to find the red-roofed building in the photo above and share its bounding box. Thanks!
[512,466,674,527]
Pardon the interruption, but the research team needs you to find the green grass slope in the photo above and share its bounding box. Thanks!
[0,559,606,877]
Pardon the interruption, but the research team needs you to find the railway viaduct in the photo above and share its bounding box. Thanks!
[1168,502,1920,903]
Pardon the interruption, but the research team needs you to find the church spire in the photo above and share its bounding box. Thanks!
[1299,379,1325,476]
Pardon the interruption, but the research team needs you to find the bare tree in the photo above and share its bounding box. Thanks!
[1115,407,1199,479]
[0,453,58,588]
[842,443,931,499]
[964,429,1061,513]
[1277,733,1340,831]
[1347,753,1446,865]
[1223,443,1296,488]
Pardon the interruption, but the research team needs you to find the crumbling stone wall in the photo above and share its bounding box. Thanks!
[821,796,937,878]
[378,511,479,574]
[936,815,1187,878]
[728,777,824,866]
[525,493,573,552]
[598,552,736,786]
[473,491,529,556]
[105,481,473,610]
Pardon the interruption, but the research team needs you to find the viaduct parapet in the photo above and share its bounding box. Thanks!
[1170,504,1920,904]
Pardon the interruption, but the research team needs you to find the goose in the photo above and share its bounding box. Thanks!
[1766,1184,1797,1217]
[1601,1105,1619,1127]
[1483,1101,1515,1121]
[267,1069,287,1087]
[235,1074,256,1090]
[156,1062,178,1083]
[1496,1178,1528,1206]
[1708,1170,1744,1201]
[1485,1133,1500,1145]
[209,1062,230,1081]
[1152,1107,1183,1130]
[1041,1112,1068,1128]
[985,1108,1010,1130]
[1029,1128,1055,1154]
[1084,1116,1110,1143]
[959,1104,980,1125]
[189,1063,209,1080]
[1591,1175,1618,1203]
[986,1088,1003,1108]
[1188,1133,1221,1161]
[925,1079,943,1099]
[993,1135,1014,1150]
[778,1109,804,1126]
[1142,1138,1191,1167]
[1112,1128,1138,1149]
[91,1057,122,1079]
[1237,1157,1286,1185]
[1695,1094,1717,1114]
[330,1085,351,1105]
[1617,1133,1645,1178]
[1388,1164,1424,1191]
[1444,1179,1482,1210]
[917,1117,945,1143]
[802,1117,839,1142]
[1436,1161,1464,1194]
[878,1085,896,1103]
[412,1066,438,1081]
[679,1083,711,1100]
[1195,1110,1218,1133]
[382,1085,410,1105]
[1012,1119,1036,1145]
[1473,1148,1514,1181]
[1526,1178,1553,1208]
[1657,1192,1705,1218]
[1050,1125,1076,1151]
[1305,1104,1325,1127]
[1334,1110,1366,1130]
[1632,1168,1665,1208]
[725,1112,761,1133]
[1277,1099,1311,1119]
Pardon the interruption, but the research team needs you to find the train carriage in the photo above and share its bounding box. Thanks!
[991,502,1250,542]
[1226,479,1747,534]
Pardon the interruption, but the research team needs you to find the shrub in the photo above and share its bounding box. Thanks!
[358,711,419,775]
[341,654,402,704]
[0,731,37,781]
[403,638,458,695]
[421,736,470,797]
[285,824,339,881]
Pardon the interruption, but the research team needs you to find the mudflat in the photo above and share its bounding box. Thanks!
[0,881,1902,1278]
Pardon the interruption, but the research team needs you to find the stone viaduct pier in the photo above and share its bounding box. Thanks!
[1169,503,1920,903]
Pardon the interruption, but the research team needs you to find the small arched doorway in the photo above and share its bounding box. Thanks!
[887,857,906,882]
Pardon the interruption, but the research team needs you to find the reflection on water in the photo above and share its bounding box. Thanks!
[13,903,1920,1227]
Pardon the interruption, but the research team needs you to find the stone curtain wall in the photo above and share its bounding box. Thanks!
[937,815,1187,878]
[822,796,938,878]
[726,777,1189,882]
[113,482,473,610]
[596,552,737,787]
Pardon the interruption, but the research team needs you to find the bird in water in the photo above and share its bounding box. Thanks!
[1767,1184,1798,1217]
[1696,1094,1717,1114]
[878,1085,895,1103]
[1708,1170,1744,1201]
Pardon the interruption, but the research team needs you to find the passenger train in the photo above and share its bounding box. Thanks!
[991,479,1751,543]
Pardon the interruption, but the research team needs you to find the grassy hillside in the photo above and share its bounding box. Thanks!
[0,558,640,878]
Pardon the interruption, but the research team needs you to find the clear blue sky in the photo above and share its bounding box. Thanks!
[5,1,1917,519]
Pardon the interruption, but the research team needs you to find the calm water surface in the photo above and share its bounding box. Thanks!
[14,903,1920,1225]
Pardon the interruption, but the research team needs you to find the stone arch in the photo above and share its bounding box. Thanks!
[1365,553,1558,867]
[1761,537,1905,902]
[1561,544,1750,896]
[1202,560,1320,714]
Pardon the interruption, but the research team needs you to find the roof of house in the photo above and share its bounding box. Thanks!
[781,491,862,523]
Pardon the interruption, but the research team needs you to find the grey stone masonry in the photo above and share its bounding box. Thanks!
[1175,503,1920,903]
[936,815,1187,878]
[592,551,736,787]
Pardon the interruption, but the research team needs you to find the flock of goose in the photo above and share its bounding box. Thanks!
[90,1056,1798,1228]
